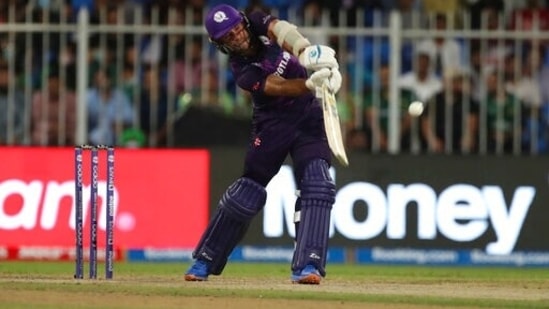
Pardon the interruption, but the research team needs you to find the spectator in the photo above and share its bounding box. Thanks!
[120,42,140,103]
[470,4,511,70]
[398,47,443,104]
[504,48,546,152]
[397,48,443,152]
[0,0,27,23]
[509,0,549,31]
[120,127,147,148]
[508,0,549,150]
[136,0,204,68]
[482,70,523,153]
[88,3,134,77]
[138,65,174,147]
[505,51,542,109]
[121,60,138,103]
[28,7,63,72]
[0,60,25,145]
[467,0,504,30]
[377,0,424,73]
[31,67,77,146]
[298,0,331,46]
[420,69,479,153]
[182,0,207,25]
[169,36,204,96]
[383,0,425,29]
[415,13,464,77]
[363,63,415,152]
[317,0,385,28]
[87,67,134,146]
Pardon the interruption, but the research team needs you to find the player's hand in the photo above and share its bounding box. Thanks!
[299,45,338,71]
[305,68,331,91]
[326,67,342,94]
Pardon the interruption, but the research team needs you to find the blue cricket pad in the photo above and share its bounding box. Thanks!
[192,177,266,275]
[291,159,335,277]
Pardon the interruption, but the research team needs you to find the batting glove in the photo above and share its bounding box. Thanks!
[299,45,339,71]
[305,68,331,92]
[326,67,342,94]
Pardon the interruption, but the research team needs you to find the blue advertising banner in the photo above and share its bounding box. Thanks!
[126,247,549,267]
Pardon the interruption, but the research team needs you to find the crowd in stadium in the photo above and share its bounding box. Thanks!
[1,0,549,154]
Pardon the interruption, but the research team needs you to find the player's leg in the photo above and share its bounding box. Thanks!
[290,108,334,284]
[290,158,334,284]
[185,177,266,281]
[186,123,293,281]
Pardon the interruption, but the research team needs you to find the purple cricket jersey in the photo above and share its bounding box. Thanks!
[230,11,317,123]
[229,11,331,186]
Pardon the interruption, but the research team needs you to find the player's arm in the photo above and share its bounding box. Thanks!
[237,66,331,97]
[263,68,333,97]
[267,19,338,71]
[263,75,309,96]
[266,19,310,56]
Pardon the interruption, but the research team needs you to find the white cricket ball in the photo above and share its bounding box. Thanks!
[408,101,424,116]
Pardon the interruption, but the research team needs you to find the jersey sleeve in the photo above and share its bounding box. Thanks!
[247,10,277,36]
[235,64,267,95]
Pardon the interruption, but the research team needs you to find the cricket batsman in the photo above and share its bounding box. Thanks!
[185,3,341,284]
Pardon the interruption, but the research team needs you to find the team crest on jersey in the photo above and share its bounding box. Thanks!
[253,137,262,147]
[259,35,271,45]
[252,81,260,91]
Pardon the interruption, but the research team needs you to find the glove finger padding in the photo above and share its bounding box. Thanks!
[327,68,342,94]
[299,45,338,71]
[305,68,332,90]
[305,68,331,91]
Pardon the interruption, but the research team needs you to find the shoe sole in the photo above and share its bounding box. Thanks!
[184,274,208,281]
[292,273,321,285]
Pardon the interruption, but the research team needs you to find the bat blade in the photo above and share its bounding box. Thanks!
[321,83,349,167]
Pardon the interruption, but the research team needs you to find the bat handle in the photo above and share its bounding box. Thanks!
[315,85,323,99]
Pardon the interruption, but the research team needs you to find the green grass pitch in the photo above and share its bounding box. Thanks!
[0,261,548,308]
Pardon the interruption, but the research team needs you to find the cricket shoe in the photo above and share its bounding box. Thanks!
[291,264,321,285]
[184,259,211,281]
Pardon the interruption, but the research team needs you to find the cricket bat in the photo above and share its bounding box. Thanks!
[319,82,349,167]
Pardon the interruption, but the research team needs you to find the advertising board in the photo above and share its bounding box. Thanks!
[0,147,209,260]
